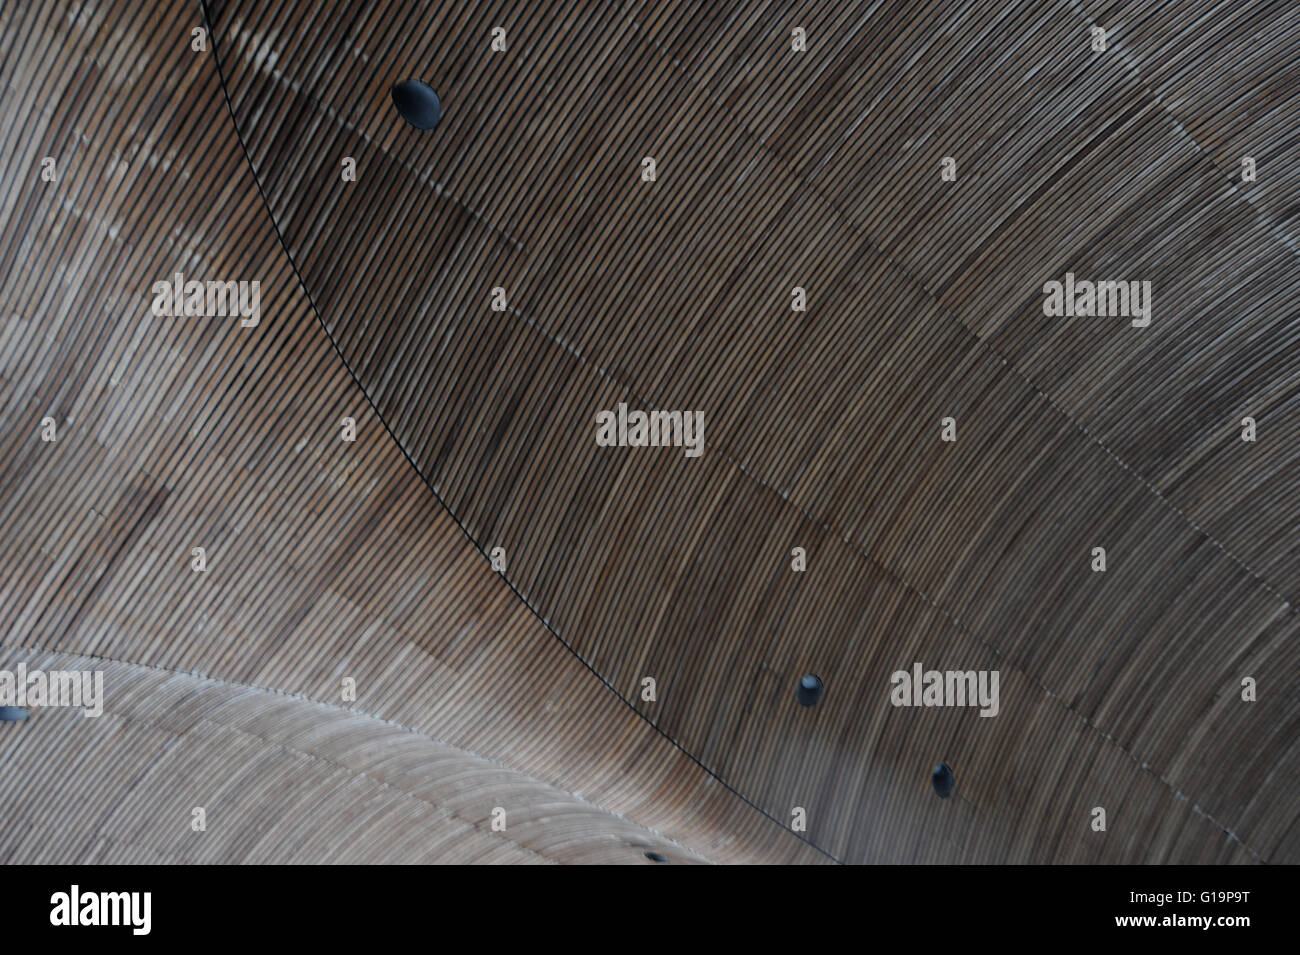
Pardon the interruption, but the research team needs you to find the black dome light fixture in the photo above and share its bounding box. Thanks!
[796,673,823,707]
[0,706,30,722]
[932,762,955,799]
[391,79,442,130]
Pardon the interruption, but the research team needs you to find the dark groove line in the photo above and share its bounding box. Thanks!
[198,0,841,865]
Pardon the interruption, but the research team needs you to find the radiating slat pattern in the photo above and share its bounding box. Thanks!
[201,0,1298,862]
[0,0,824,864]
[0,0,1296,864]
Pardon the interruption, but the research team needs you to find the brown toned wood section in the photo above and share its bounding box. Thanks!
[0,0,822,865]
[1,0,1297,863]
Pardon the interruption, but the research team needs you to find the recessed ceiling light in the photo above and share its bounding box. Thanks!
[796,674,823,707]
[391,79,442,130]
[932,763,955,798]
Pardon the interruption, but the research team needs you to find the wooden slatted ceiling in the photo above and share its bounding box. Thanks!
[0,0,1295,863]
[0,650,712,864]
[203,0,1298,861]
[0,0,823,865]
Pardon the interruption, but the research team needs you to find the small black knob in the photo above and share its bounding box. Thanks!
[391,80,442,130]
[932,763,955,798]
[796,674,823,707]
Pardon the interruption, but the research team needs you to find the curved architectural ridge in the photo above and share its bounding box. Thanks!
[0,648,711,864]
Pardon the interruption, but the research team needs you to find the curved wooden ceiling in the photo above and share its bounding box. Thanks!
[0,648,715,864]
[1,0,1297,864]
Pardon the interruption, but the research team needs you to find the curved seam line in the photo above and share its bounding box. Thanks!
[197,0,838,865]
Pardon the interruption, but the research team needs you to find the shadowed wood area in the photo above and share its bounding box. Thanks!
[1,0,1297,864]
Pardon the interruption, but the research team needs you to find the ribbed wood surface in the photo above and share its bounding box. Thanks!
[0,649,715,864]
[1,0,1297,863]
[0,0,822,865]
